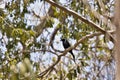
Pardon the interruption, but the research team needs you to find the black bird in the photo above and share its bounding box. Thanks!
[61,39,75,62]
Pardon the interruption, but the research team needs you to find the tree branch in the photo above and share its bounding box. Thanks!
[38,31,114,78]
[45,0,115,41]
[34,5,56,37]
[48,27,63,52]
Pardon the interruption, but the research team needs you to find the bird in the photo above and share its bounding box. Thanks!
[61,38,75,62]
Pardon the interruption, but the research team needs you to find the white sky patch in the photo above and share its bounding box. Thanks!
[0,3,5,8]
[59,0,66,4]
[30,52,41,63]
[107,41,114,50]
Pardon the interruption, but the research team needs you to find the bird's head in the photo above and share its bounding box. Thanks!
[60,38,66,42]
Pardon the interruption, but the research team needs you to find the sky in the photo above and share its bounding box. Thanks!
[0,0,114,67]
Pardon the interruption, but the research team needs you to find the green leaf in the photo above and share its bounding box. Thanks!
[67,72,72,80]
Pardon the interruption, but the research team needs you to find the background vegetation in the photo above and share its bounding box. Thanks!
[0,0,115,80]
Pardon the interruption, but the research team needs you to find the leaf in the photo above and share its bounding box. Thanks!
[77,66,80,74]
[29,30,35,37]
[67,72,72,80]
[0,8,5,17]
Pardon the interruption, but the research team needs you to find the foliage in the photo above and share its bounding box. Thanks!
[0,0,114,80]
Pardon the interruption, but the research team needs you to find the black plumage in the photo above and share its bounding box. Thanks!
[61,39,75,62]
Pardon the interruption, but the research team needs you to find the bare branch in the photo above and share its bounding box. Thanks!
[38,31,114,78]
[34,5,55,37]
[22,49,58,56]
[49,27,59,46]
[48,27,63,52]
[45,0,115,41]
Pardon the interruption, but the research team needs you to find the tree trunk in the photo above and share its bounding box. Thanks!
[114,0,120,80]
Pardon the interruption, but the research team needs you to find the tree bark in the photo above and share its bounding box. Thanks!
[114,0,120,80]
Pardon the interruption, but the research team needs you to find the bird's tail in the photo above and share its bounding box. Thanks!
[70,50,75,62]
